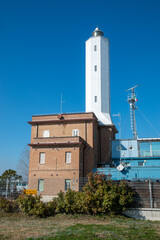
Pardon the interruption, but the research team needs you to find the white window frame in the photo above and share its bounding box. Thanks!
[72,129,79,136]
[43,130,50,138]
[38,179,44,192]
[65,179,71,191]
[65,152,71,164]
[39,152,45,164]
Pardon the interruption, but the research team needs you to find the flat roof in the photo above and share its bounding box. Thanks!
[32,112,97,118]
[113,138,160,141]
[28,117,96,125]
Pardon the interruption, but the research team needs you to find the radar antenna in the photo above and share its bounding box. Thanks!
[126,84,140,139]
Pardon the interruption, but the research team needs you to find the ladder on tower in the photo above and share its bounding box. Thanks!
[126,84,139,139]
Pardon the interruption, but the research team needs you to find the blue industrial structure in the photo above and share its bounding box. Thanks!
[94,138,160,180]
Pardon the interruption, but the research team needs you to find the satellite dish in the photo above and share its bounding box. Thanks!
[117,164,124,172]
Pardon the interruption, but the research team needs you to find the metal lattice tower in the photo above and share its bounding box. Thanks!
[126,85,139,139]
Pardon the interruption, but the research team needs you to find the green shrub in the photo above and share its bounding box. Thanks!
[0,197,19,212]
[56,190,86,214]
[17,194,57,217]
[17,193,38,214]
[56,190,77,214]
[82,172,135,215]
[16,173,135,217]
[55,191,66,213]
[47,198,57,215]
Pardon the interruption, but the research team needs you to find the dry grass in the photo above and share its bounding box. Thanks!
[0,213,111,239]
[0,213,160,240]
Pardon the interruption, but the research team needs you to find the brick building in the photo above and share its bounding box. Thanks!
[28,28,117,199]
[28,112,116,199]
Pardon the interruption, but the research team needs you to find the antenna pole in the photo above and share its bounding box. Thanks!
[60,93,65,114]
[131,88,137,139]
[60,93,62,113]
[113,113,121,139]
[127,85,139,139]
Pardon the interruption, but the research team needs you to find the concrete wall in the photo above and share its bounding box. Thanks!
[124,208,160,221]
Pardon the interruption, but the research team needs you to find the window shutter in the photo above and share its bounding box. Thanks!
[43,130,50,137]
[65,179,71,191]
[65,152,71,163]
[38,179,44,192]
[72,129,79,136]
[40,153,45,164]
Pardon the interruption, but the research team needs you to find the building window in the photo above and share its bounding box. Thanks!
[65,179,71,191]
[43,130,50,138]
[151,142,160,156]
[39,152,45,164]
[72,129,79,136]
[95,96,97,102]
[139,141,160,157]
[65,152,71,164]
[138,161,144,167]
[38,179,44,192]
[94,45,97,51]
[125,162,131,167]
[139,142,151,157]
[94,65,97,71]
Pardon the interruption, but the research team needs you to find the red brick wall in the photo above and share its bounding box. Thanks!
[28,112,116,196]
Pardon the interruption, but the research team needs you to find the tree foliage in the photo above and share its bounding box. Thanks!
[82,172,134,214]
[0,169,22,181]
[55,172,135,215]
[17,146,30,182]
[5,172,135,217]
[0,169,22,198]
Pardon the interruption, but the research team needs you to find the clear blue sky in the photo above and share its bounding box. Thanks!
[0,0,160,175]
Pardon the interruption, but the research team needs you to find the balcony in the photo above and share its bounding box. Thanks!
[29,136,86,148]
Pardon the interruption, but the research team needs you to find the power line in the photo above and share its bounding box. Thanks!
[138,107,160,137]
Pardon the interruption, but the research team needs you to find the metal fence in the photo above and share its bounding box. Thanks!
[127,179,160,208]
[0,180,27,199]
[1,178,160,209]
[80,178,160,208]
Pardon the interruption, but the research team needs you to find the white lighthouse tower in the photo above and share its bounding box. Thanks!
[85,27,112,125]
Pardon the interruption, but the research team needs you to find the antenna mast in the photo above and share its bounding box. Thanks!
[60,93,65,114]
[126,84,139,139]
[113,113,121,139]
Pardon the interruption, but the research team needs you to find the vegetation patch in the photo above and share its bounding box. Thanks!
[0,213,160,240]
[0,172,134,218]
[0,197,19,213]
[27,222,160,240]
[54,172,135,215]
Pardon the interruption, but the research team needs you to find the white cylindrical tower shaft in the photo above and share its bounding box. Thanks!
[85,27,112,125]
